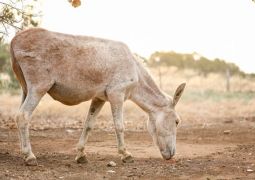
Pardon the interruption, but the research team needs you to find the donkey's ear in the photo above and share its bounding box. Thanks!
[173,83,186,107]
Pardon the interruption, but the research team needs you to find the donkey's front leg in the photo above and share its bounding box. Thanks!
[76,98,105,163]
[109,93,134,163]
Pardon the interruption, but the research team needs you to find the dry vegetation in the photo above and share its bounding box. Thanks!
[1,67,255,131]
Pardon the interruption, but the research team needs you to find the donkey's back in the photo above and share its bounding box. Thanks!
[11,28,138,105]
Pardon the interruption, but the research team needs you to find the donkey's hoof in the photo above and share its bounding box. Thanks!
[121,154,134,163]
[75,155,88,164]
[25,157,38,166]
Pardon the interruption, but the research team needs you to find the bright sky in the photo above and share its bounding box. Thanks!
[41,0,255,73]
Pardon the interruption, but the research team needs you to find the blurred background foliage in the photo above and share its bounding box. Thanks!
[0,43,19,90]
[149,51,245,77]
[0,0,41,42]
[0,0,254,94]
[0,0,81,41]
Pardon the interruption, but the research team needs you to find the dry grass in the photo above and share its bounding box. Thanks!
[149,67,255,93]
[0,94,148,130]
[1,67,255,130]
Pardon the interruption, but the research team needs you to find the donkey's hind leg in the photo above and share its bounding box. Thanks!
[15,83,53,166]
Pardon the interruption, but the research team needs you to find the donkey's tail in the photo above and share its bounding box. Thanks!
[10,39,27,103]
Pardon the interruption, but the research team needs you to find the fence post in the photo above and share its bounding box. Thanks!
[226,68,230,92]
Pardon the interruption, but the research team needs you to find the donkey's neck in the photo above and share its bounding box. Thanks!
[130,63,169,113]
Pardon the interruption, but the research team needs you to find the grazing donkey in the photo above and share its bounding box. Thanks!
[10,28,186,166]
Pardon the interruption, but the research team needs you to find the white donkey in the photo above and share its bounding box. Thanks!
[10,28,186,166]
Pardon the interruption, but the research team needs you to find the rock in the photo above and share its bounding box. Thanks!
[223,130,231,134]
[66,129,74,134]
[107,170,116,173]
[107,161,117,167]
[247,169,254,172]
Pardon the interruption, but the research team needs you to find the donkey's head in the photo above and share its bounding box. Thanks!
[147,83,186,160]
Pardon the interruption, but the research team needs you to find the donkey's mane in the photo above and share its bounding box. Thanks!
[133,55,166,98]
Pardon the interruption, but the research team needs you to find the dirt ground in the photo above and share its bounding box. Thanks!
[0,95,255,179]
[0,121,255,180]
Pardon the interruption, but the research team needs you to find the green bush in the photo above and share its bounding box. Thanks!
[148,51,244,76]
[0,43,20,92]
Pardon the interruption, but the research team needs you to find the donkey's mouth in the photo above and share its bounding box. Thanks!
[161,146,176,160]
[163,154,174,160]
[161,151,175,160]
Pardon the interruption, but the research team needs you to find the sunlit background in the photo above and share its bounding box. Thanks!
[41,0,255,73]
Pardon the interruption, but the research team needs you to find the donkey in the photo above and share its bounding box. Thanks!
[10,28,186,166]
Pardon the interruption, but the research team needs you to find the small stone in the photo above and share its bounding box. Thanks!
[247,169,254,172]
[223,130,231,134]
[66,129,74,133]
[107,161,117,167]
[107,170,116,173]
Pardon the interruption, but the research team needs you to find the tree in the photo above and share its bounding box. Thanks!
[0,42,8,72]
[0,0,81,42]
[148,51,245,76]
[0,42,20,88]
[0,0,42,42]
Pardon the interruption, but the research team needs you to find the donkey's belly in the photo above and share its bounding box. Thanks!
[47,83,96,105]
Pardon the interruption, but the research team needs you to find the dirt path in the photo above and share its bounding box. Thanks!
[0,124,255,180]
